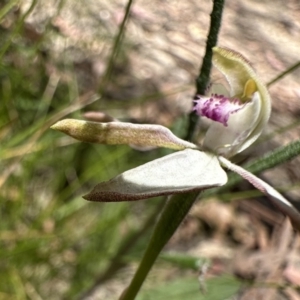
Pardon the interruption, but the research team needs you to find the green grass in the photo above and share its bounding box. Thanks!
[1,1,300,299]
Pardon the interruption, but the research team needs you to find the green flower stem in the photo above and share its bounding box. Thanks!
[247,139,300,174]
[120,192,200,300]
[195,0,225,95]
[185,0,225,141]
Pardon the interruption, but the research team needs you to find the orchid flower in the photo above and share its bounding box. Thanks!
[50,47,300,229]
[194,47,271,158]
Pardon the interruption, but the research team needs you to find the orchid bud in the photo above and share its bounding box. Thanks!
[194,47,271,158]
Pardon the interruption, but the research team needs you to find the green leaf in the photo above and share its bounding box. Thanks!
[159,252,210,271]
[84,149,227,202]
[137,275,241,300]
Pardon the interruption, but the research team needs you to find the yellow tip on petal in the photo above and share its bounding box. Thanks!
[242,79,257,100]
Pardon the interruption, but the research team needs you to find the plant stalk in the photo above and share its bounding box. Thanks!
[185,0,225,142]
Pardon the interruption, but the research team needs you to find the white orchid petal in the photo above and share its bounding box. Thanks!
[207,83,230,97]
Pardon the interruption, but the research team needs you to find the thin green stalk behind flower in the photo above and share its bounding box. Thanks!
[99,0,134,93]
[186,0,225,141]
[219,156,300,231]
[248,139,300,174]
[215,138,300,194]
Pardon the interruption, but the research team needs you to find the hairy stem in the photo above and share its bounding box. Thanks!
[219,156,300,231]
[185,0,225,141]
[215,138,300,194]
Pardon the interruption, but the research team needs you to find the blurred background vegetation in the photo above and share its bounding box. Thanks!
[1,0,300,299]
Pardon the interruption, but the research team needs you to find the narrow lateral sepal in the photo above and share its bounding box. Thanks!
[219,156,300,231]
